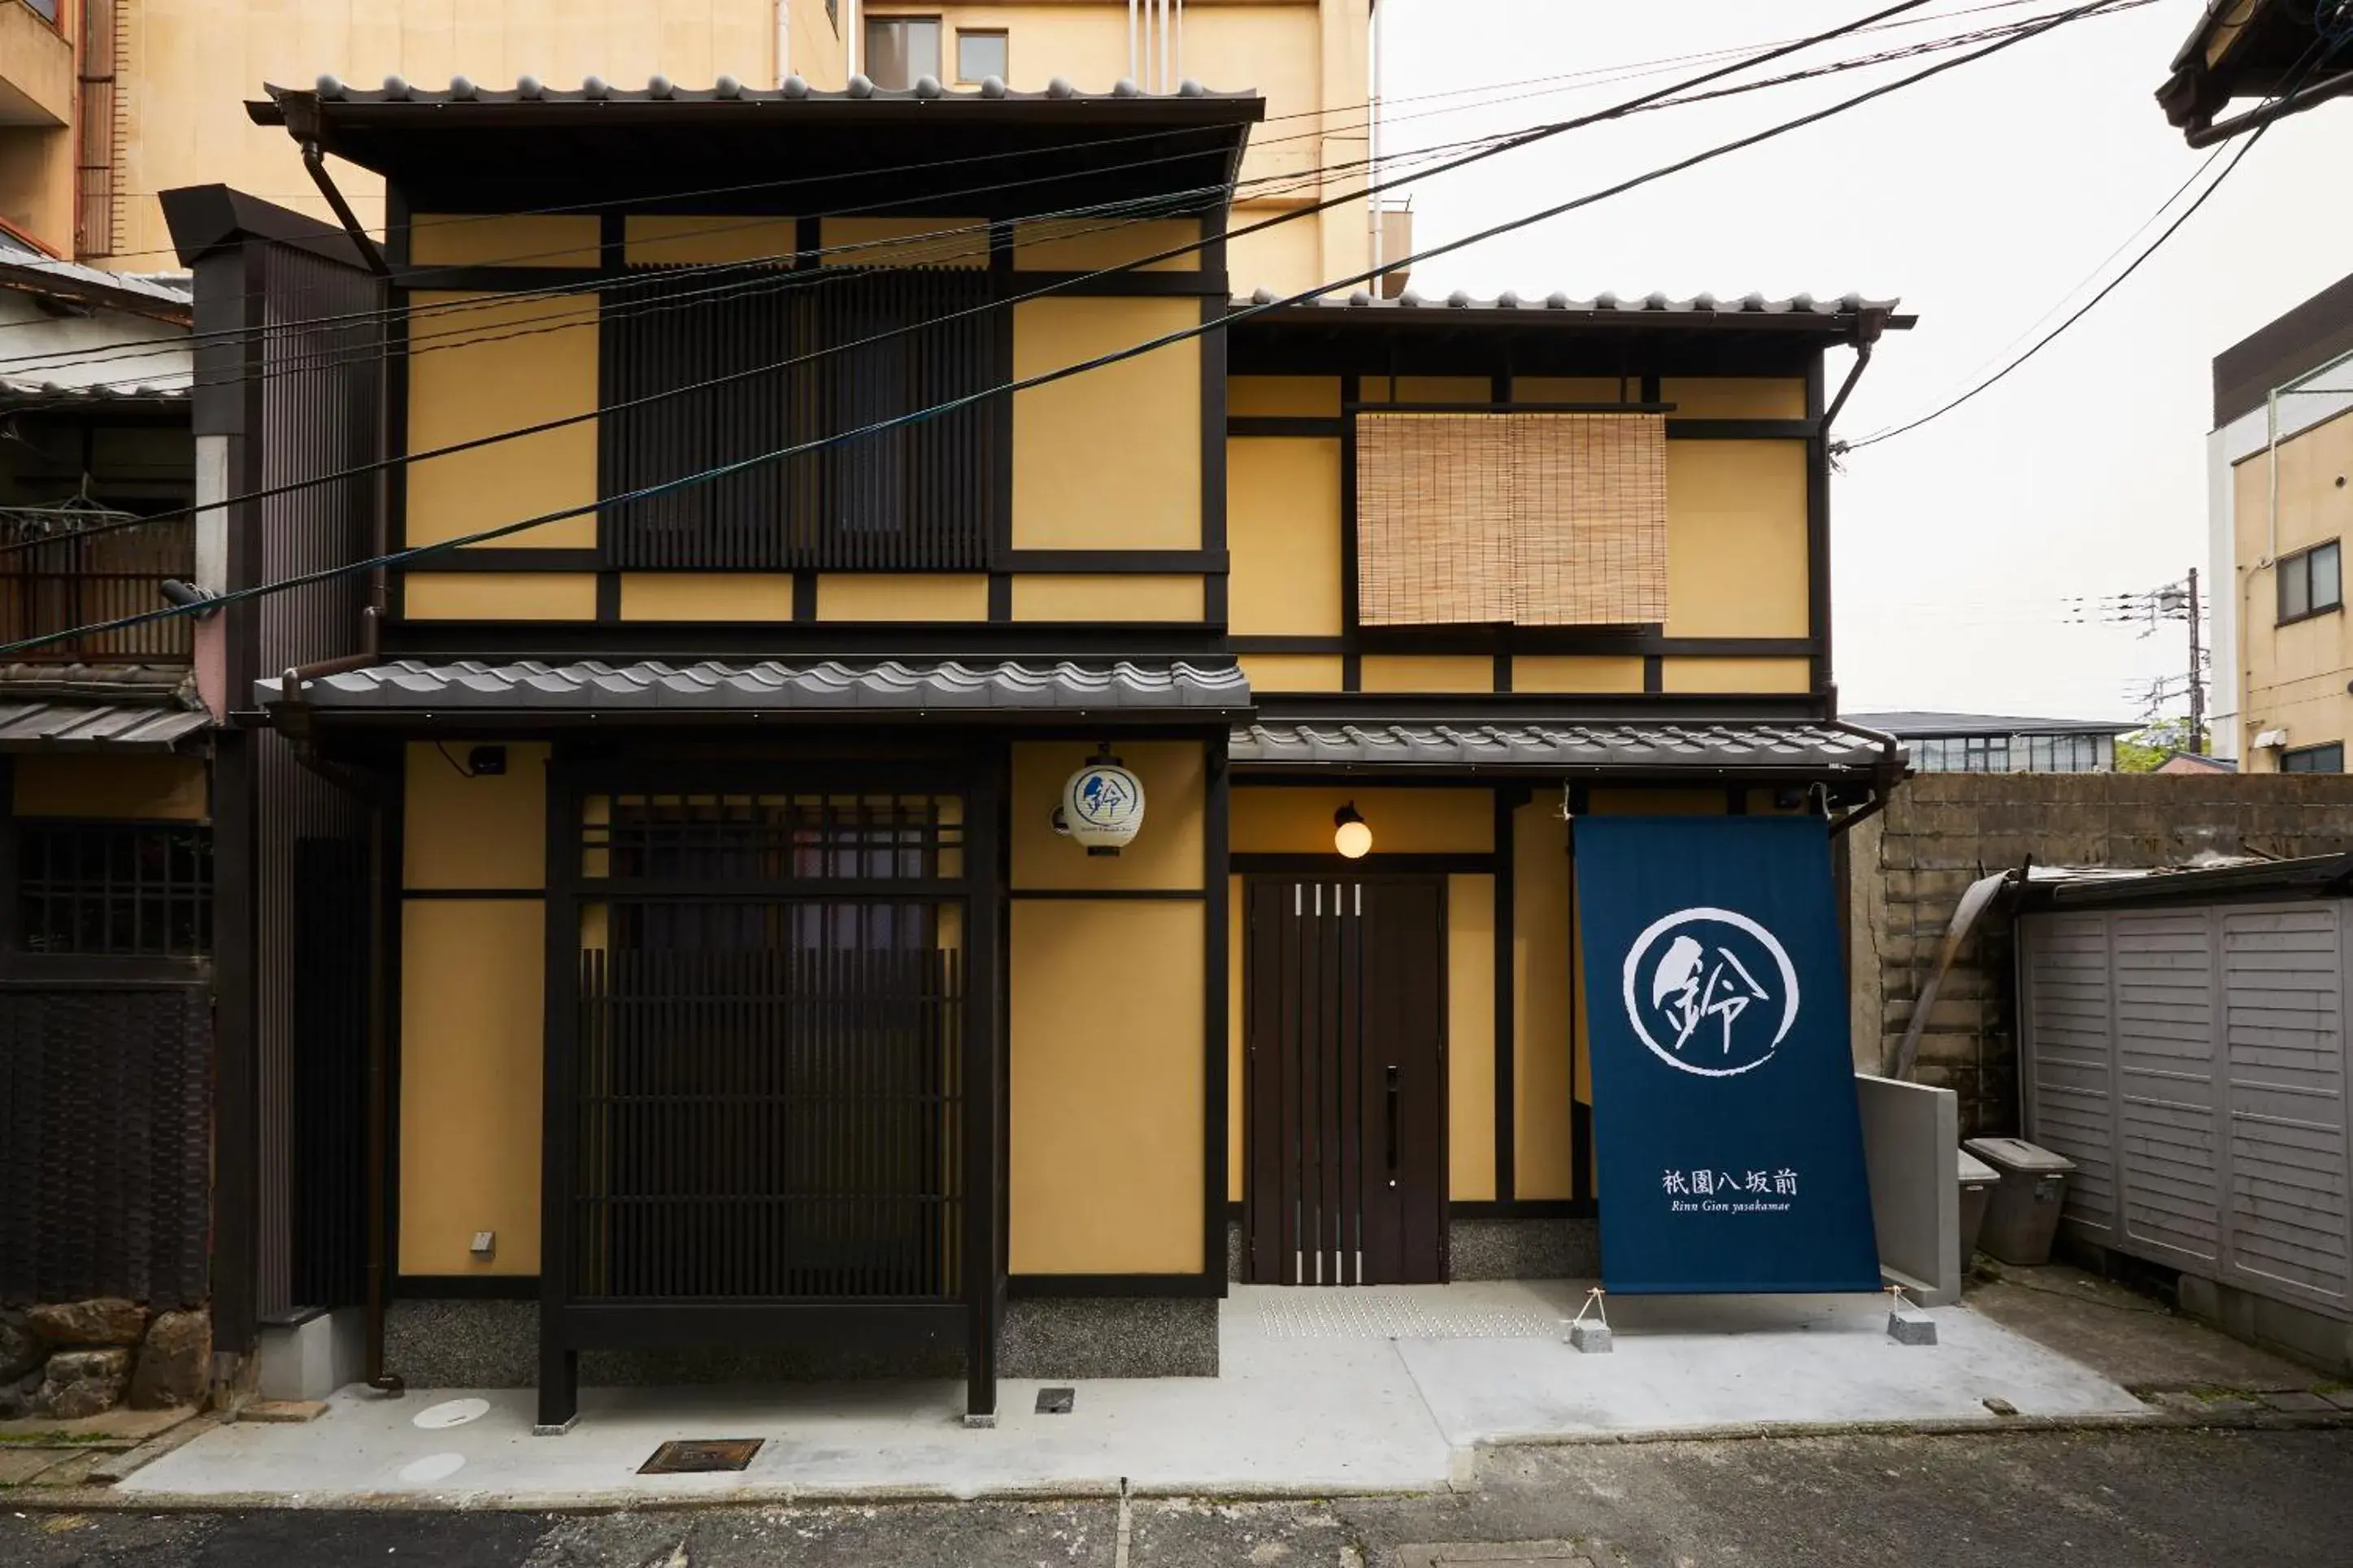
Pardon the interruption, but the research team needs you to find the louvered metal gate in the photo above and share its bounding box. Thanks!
[2020,901,2353,1323]
[1244,876,1446,1285]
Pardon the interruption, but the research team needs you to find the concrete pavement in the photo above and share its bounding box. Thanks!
[105,1282,2152,1506]
[7,1427,2353,1565]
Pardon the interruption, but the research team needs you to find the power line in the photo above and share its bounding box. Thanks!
[0,0,2125,377]
[1838,37,2339,452]
[0,0,2132,662]
[2,1,1967,560]
[30,0,2072,278]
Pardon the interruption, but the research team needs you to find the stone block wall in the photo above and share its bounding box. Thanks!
[1843,771,2353,1138]
[0,1299,211,1419]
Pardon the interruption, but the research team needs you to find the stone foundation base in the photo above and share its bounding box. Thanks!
[384,1295,1216,1389]
[1448,1217,1599,1280]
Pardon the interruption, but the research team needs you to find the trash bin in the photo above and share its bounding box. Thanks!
[1956,1148,2000,1279]
[1962,1137,2077,1266]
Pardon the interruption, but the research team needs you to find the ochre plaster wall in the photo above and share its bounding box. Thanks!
[1011,296,1201,549]
[10,755,207,819]
[404,291,598,550]
[1008,736,1208,1275]
[398,899,545,1275]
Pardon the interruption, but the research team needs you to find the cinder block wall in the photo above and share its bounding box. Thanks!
[1843,771,2353,1137]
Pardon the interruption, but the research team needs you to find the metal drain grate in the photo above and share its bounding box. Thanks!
[1035,1386,1076,1414]
[638,1438,763,1475]
[1253,1294,1559,1340]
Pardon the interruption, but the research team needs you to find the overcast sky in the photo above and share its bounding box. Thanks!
[1375,0,2353,724]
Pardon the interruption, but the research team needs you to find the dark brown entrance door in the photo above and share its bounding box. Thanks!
[1245,875,1446,1285]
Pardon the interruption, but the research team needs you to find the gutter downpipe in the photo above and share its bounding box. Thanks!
[1820,306,1889,435]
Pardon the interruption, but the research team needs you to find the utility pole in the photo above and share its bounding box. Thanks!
[2186,567,2204,755]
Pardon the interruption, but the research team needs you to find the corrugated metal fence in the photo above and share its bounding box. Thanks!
[0,984,211,1307]
[2020,902,2353,1321]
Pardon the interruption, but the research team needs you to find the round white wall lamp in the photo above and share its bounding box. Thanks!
[1333,802,1372,859]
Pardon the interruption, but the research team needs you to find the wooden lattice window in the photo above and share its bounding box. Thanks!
[1355,412,1668,627]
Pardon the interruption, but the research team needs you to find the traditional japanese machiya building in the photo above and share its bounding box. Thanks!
[176,57,1908,1430]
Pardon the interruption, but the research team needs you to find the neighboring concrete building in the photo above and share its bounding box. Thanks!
[0,2,1389,293]
[2204,267,2353,771]
[1844,710,2132,774]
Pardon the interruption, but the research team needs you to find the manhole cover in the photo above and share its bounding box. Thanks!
[639,1438,763,1475]
[1036,1387,1076,1414]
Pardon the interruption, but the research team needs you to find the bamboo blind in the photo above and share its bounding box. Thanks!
[1355,412,1668,627]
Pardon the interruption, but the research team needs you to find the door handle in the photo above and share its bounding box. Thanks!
[1385,1065,1400,1188]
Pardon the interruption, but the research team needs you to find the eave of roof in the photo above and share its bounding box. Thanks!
[251,76,1267,126]
[0,701,211,754]
[1242,289,1910,333]
[257,658,1252,728]
[2020,851,2353,910]
[0,236,194,325]
[1230,720,1901,778]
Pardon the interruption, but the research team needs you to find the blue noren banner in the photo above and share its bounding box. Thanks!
[1573,815,1880,1294]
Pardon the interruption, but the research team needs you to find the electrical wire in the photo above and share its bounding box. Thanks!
[26,0,2081,279]
[0,0,2131,371]
[15,0,2147,407]
[0,0,2134,662]
[1841,36,2343,452]
[0,0,1965,559]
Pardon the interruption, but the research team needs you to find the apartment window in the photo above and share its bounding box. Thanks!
[2282,742,2345,774]
[16,822,214,958]
[866,15,943,89]
[24,0,63,25]
[2278,539,2342,624]
[956,29,1009,83]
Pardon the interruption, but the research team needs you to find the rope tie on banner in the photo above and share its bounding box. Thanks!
[1888,1284,1918,1314]
[1569,1286,1609,1329]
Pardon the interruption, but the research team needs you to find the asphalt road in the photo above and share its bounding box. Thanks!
[7,1427,2351,1567]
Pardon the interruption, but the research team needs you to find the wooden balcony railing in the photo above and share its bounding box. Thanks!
[0,514,194,665]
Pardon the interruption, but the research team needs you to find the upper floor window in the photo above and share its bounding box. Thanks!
[598,266,1006,571]
[1355,410,1668,628]
[2278,539,2341,625]
[23,0,62,25]
[2282,741,2344,774]
[866,15,943,89]
[956,29,1009,84]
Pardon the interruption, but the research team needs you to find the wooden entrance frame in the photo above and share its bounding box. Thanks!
[1242,871,1449,1286]
[537,754,1006,1430]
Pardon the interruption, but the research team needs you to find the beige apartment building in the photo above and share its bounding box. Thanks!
[0,1,1385,287]
[2207,270,2353,772]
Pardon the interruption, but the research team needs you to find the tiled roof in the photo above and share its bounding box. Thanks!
[1229,721,1900,775]
[0,232,194,313]
[281,73,1257,108]
[1244,289,1901,318]
[259,658,1251,717]
[0,662,194,700]
[0,701,211,753]
[0,378,190,405]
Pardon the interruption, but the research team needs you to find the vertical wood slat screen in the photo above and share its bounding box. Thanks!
[601,267,1003,570]
[1355,412,1668,627]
